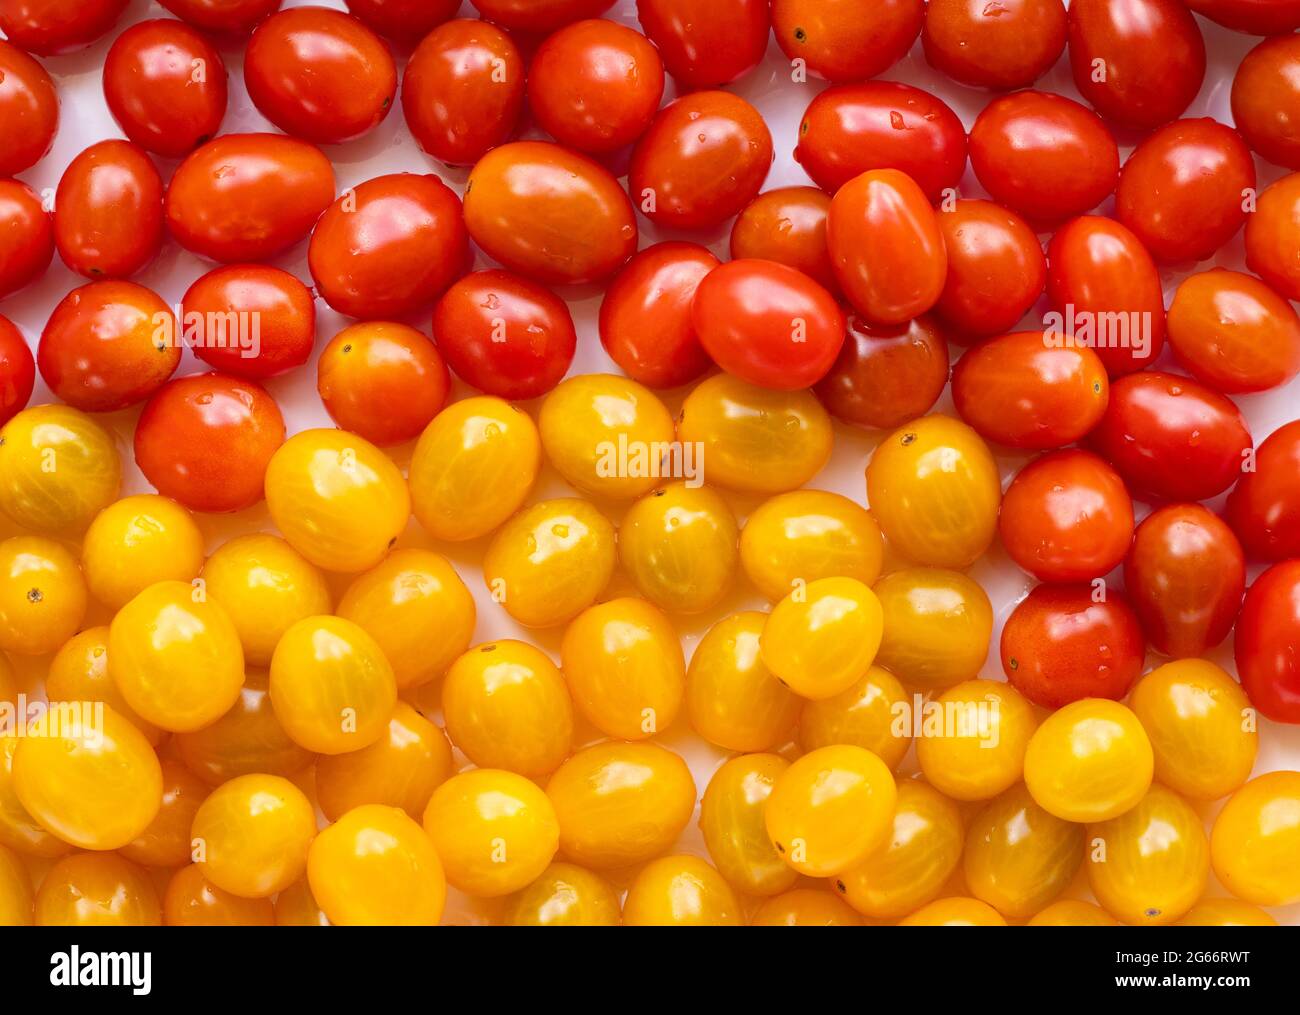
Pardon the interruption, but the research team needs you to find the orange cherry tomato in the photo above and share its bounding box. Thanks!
[923,0,1067,90]
[1245,171,1300,302]
[772,0,923,82]
[1226,419,1300,562]
[157,0,283,35]
[345,0,459,41]
[163,864,274,926]
[0,38,57,176]
[1232,33,1300,171]
[934,200,1045,339]
[731,187,836,293]
[815,315,949,431]
[472,0,614,33]
[182,264,315,380]
[53,140,163,281]
[0,178,54,301]
[0,0,128,56]
[636,0,768,88]
[0,316,34,427]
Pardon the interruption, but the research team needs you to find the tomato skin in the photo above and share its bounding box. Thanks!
[636,0,768,89]
[0,178,54,301]
[182,265,314,379]
[1245,172,1300,302]
[309,173,468,320]
[345,0,459,41]
[814,315,949,430]
[952,331,1108,450]
[1001,583,1145,709]
[922,0,1067,90]
[157,0,282,35]
[1067,0,1205,130]
[1232,34,1300,171]
[1044,216,1166,376]
[934,199,1046,339]
[165,134,335,264]
[827,169,947,326]
[731,188,835,294]
[1226,421,1300,561]
[464,141,637,286]
[772,0,923,83]
[692,260,845,391]
[135,373,286,513]
[969,91,1119,225]
[0,0,127,56]
[1182,0,1300,35]
[0,40,57,176]
[629,91,773,232]
[1235,560,1300,723]
[598,242,716,390]
[794,82,967,203]
[472,0,614,33]
[1088,371,1252,503]
[54,141,163,281]
[1115,118,1256,264]
[0,316,35,427]
[432,269,576,400]
[1125,504,1244,658]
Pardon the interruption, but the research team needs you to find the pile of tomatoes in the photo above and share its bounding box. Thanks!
[0,0,1299,929]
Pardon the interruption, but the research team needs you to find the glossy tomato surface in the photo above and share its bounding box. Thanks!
[0,39,57,176]
[635,0,768,89]
[1245,172,1300,302]
[1182,0,1300,35]
[54,140,164,280]
[815,315,950,430]
[0,178,54,301]
[772,0,923,82]
[0,316,35,427]
[1235,561,1300,723]
[472,0,614,33]
[922,0,1067,90]
[730,187,835,293]
[157,0,283,34]
[1226,420,1300,561]
[345,0,459,40]
[0,0,128,56]
[182,265,315,379]
[1232,34,1300,170]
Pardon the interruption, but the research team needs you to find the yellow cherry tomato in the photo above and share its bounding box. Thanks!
[545,741,696,869]
[1177,899,1278,927]
[119,758,208,868]
[699,753,797,897]
[873,567,993,690]
[483,497,616,628]
[0,404,120,534]
[865,415,1001,570]
[0,653,13,704]
[422,769,559,898]
[834,780,963,921]
[0,842,32,925]
[560,597,684,740]
[1129,659,1258,801]
[798,665,911,769]
[761,576,884,700]
[308,805,446,926]
[12,703,162,850]
[269,615,397,755]
[622,855,742,927]
[963,782,1086,920]
[0,536,86,656]
[510,862,621,926]
[192,773,317,899]
[163,864,274,926]
[765,744,897,877]
[337,549,475,690]
[81,495,205,610]
[1024,698,1154,823]
[740,490,884,602]
[46,626,162,745]
[898,897,1007,926]
[201,533,331,667]
[442,640,574,779]
[1210,771,1300,906]
[264,428,410,573]
[915,679,1038,802]
[1028,900,1121,926]
[409,396,541,542]
[686,611,800,753]
[274,878,330,926]
[618,482,737,613]
[539,373,675,501]
[0,736,73,858]
[751,889,863,926]
[315,702,453,822]
[1087,784,1208,926]
[678,373,833,494]
[34,852,160,926]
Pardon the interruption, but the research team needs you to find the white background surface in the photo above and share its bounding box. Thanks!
[3,0,1298,924]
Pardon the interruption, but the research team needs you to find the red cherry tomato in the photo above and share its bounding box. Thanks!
[471,0,614,33]
[165,134,335,264]
[432,269,577,400]
[135,372,286,513]
[814,314,949,430]
[636,0,768,89]
[1115,118,1255,264]
[528,19,663,155]
[933,199,1045,339]
[0,178,54,301]
[691,259,845,391]
[730,188,835,294]
[1182,0,1300,35]
[102,18,229,159]
[38,281,180,413]
[0,314,35,426]
[182,265,315,379]
[1088,371,1252,503]
[922,0,1067,90]
[0,0,127,56]
[1001,583,1144,709]
[1225,420,1300,561]
[1044,215,1166,376]
[54,140,164,281]
[317,322,449,447]
[402,19,524,168]
[0,39,57,176]
[952,331,1109,450]
[345,0,459,41]
[827,169,947,326]
[245,7,396,146]
[969,91,1119,225]
[463,141,637,285]
[157,0,282,35]
[1124,504,1245,658]
[598,242,717,390]
[1245,171,1300,302]
[1235,560,1300,724]
[794,82,967,203]
[629,91,773,232]
[771,0,923,82]
[1232,34,1300,172]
